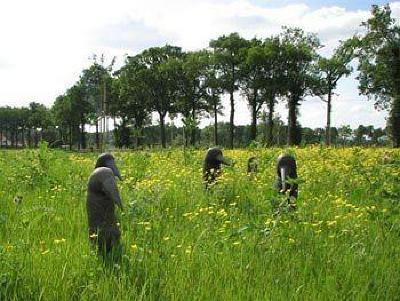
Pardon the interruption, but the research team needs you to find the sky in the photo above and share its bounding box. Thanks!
[0,0,399,129]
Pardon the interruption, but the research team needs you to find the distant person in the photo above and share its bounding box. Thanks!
[275,153,298,206]
[203,147,231,187]
[247,156,258,174]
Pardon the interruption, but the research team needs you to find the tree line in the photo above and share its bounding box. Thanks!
[1,4,399,149]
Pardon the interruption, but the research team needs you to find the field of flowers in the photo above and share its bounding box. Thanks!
[1,145,400,300]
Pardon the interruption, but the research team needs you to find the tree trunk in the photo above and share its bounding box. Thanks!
[392,97,400,148]
[28,128,32,148]
[229,90,235,149]
[392,47,400,148]
[13,125,17,148]
[95,119,100,150]
[214,103,218,146]
[190,129,196,146]
[137,126,144,148]
[267,97,274,146]
[21,127,25,147]
[80,118,86,150]
[250,92,258,142]
[287,96,298,146]
[69,124,73,151]
[326,87,332,146]
[182,115,188,147]
[59,127,63,143]
[5,126,8,147]
[184,127,188,147]
[159,112,166,148]
[34,129,39,147]
[190,109,196,146]
[15,126,18,148]
[16,126,19,148]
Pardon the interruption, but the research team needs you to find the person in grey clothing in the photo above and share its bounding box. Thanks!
[87,153,123,255]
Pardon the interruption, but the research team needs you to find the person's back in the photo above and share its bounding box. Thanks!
[276,153,298,199]
[86,153,123,255]
[87,167,119,232]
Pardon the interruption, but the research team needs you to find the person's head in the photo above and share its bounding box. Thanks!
[204,147,230,169]
[95,153,122,180]
[247,156,258,173]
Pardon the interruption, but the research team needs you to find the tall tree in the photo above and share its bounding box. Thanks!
[175,51,209,146]
[52,94,76,148]
[28,102,52,147]
[345,4,400,147]
[280,27,321,146]
[113,56,151,148]
[262,37,286,146]
[137,45,183,148]
[243,36,284,145]
[338,125,353,145]
[80,55,115,149]
[19,107,30,147]
[66,84,91,149]
[318,45,352,146]
[240,38,264,142]
[204,52,224,146]
[210,33,249,148]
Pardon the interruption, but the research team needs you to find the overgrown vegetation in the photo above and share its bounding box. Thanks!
[1,147,400,300]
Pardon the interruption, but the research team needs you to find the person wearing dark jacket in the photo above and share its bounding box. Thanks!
[203,147,231,187]
[87,153,123,255]
[275,153,298,199]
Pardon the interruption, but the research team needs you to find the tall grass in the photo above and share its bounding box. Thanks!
[1,146,399,300]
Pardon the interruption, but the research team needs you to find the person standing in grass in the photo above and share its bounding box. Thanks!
[275,153,298,209]
[86,153,123,256]
[203,147,232,188]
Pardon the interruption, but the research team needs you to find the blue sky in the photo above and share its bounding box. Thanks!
[0,0,399,129]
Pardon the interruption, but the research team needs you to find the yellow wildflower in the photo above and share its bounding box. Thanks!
[185,246,192,254]
[327,220,337,227]
[54,238,66,244]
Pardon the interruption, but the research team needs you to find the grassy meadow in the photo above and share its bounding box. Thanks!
[1,145,400,300]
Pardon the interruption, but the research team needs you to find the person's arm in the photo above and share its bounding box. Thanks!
[103,173,123,210]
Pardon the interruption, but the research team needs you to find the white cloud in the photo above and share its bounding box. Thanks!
[0,0,397,128]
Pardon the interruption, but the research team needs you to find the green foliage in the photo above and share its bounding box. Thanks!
[134,45,184,148]
[1,18,397,150]
[279,27,322,146]
[1,148,400,300]
[318,47,353,94]
[344,4,400,147]
[210,33,250,93]
[318,44,353,145]
[210,32,250,148]
[172,50,210,145]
